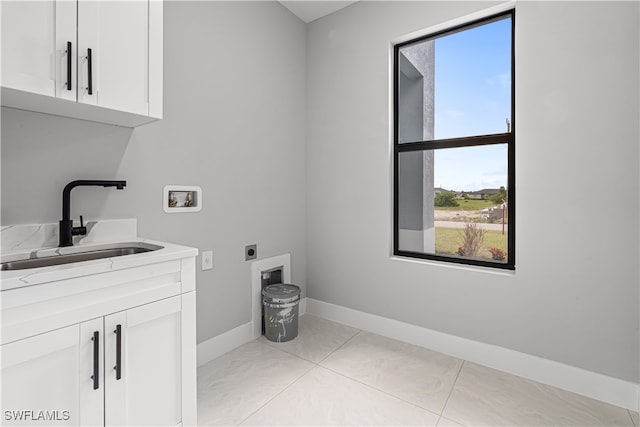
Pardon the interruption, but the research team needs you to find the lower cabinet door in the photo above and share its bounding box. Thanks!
[104,296,182,426]
[1,319,104,426]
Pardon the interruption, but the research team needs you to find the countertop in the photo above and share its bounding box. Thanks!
[1,220,198,292]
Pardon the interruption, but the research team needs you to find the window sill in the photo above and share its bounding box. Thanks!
[389,254,516,277]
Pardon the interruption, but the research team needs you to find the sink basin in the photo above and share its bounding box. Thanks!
[1,243,163,271]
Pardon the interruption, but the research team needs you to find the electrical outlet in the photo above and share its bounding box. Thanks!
[202,250,213,270]
[245,244,257,261]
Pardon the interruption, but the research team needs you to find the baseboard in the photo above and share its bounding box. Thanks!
[196,298,308,367]
[306,298,639,411]
[299,296,307,315]
[197,322,253,367]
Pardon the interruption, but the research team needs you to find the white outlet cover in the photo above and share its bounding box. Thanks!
[202,251,213,270]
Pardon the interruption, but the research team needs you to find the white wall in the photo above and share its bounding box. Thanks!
[306,1,639,382]
[2,0,638,384]
[1,1,307,344]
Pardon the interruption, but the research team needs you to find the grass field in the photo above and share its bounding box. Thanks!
[435,199,495,211]
[435,227,507,260]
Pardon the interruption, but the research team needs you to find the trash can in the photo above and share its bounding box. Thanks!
[262,284,301,343]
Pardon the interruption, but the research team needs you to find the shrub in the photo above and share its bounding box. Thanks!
[459,220,485,257]
[435,192,459,207]
[490,186,508,205]
[488,247,506,260]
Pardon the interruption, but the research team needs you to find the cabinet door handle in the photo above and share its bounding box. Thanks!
[114,324,122,380]
[87,48,93,95]
[91,331,99,390]
[66,41,72,91]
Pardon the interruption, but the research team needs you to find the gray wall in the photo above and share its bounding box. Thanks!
[2,0,638,384]
[306,1,639,382]
[1,1,307,344]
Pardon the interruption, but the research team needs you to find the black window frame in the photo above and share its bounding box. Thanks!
[393,10,516,270]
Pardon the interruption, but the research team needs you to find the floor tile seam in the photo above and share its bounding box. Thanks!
[234,362,318,426]
[258,338,322,366]
[260,327,361,365]
[315,328,363,365]
[316,363,441,419]
[438,359,466,423]
[629,409,637,427]
[196,340,286,387]
[198,339,264,374]
[436,415,465,427]
[262,340,314,363]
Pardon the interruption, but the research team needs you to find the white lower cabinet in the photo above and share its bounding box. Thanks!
[104,297,182,426]
[1,320,104,426]
[1,282,196,426]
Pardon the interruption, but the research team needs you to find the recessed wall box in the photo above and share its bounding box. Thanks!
[163,185,202,213]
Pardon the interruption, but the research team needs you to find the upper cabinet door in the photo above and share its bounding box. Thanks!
[55,0,78,102]
[1,1,57,96]
[77,0,150,116]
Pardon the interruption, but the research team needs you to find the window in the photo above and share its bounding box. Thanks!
[393,11,515,269]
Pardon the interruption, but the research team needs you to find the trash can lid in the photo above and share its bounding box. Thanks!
[262,284,301,303]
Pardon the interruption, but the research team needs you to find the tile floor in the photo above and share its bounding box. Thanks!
[198,314,638,426]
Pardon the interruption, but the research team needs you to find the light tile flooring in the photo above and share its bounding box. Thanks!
[198,314,638,426]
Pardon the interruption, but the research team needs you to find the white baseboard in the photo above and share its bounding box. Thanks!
[299,296,307,315]
[197,298,308,367]
[197,321,253,367]
[306,298,639,411]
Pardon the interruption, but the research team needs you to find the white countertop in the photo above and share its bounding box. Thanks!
[1,238,198,292]
[1,220,198,292]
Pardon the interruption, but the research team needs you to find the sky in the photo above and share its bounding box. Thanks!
[431,16,511,192]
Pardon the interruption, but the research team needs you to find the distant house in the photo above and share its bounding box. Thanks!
[467,188,501,200]
[433,187,450,195]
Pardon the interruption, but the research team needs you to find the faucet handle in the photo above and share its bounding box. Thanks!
[72,215,87,237]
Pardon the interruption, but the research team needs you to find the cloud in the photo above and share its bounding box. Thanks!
[445,109,464,118]
[483,165,508,176]
[498,72,510,89]
[486,72,511,89]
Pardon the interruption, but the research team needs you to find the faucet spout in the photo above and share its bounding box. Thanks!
[59,180,127,247]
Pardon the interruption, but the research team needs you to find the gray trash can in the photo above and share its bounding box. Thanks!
[262,284,301,343]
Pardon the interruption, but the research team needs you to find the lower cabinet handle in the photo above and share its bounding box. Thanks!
[91,331,99,390]
[87,48,93,95]
[66,41,72,91]
[114,324,122,380]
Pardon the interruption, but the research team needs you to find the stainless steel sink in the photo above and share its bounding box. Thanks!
[1,244,163,271]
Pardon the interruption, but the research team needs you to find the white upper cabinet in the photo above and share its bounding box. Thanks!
[78,1,149,115]
[1,1,58,97]
[55,0,78,103]
[0,0,163,127]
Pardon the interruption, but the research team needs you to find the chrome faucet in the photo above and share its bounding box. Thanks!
[59,180,127,247]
